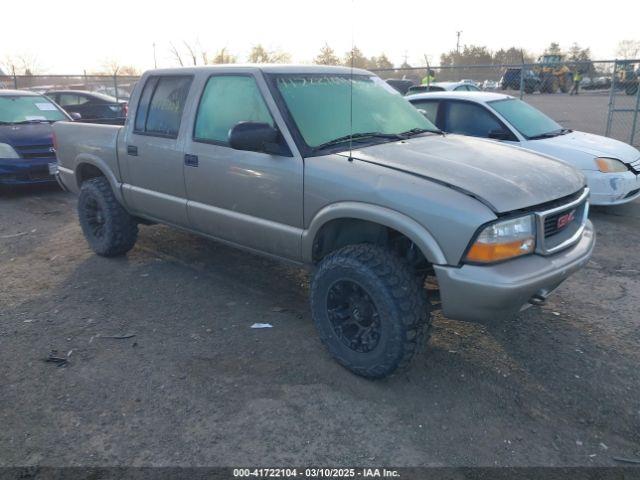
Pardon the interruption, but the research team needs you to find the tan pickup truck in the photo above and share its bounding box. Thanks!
[54,65,595,378]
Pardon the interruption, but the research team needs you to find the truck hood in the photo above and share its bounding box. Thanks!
[344,134,585,213]
[0,123,54,148]
[524,131,640,166]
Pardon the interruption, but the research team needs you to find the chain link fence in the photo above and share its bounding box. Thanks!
[1,60,638,146]
[0,74,140,102]
[373,59,640,147]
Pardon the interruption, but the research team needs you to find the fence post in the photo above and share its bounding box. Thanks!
[630,81,640,146]
[605,60,618,137]
[12,66,17,89]
[113,74,119,102]
[519,66,524,100]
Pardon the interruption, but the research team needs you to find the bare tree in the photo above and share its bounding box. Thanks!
[616,39,640,60]
[169,42,184,66]
[2,53,42,75]
[183,41,198,66]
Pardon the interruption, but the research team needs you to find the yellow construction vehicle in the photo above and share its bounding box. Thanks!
[535,55,574,93]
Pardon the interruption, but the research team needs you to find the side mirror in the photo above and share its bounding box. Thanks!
[69,112,82,121]
[229,122,281,154]
[488,128,510,140]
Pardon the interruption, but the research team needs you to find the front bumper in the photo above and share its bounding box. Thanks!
[0,157,57,185]
[434,220,595,322]
[585,170,640,205]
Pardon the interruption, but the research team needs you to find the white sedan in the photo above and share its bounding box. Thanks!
[406,91,640,205]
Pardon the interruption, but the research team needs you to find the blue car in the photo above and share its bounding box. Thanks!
[0,90,73,185]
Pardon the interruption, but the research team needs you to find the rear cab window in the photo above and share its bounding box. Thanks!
[133,75,193,138]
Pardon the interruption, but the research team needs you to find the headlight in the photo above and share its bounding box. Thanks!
[465,215,536,264]
[595,157,628,173]
[0,143,19,159]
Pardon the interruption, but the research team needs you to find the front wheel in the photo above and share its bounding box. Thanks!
[310,244,431,379]
[78,177,138,257]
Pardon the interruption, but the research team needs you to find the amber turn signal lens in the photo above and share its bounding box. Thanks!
[466,238,535,263]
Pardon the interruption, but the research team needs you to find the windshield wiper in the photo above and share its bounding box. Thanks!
[11,119,54,125]
[399,127,443,136]
[315,132,405,150]
[529,128,572,140]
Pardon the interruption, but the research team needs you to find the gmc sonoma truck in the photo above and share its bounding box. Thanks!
[54,66,596,378]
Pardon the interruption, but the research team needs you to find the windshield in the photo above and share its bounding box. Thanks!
[0,95,67,124]
[489,98,562,139]
[274,74,437,149]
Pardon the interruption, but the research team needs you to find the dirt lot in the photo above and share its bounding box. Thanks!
[1,184,639,467]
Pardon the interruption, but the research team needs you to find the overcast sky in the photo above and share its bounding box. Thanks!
[1,0,638,74]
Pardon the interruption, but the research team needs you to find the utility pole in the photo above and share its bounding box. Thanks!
[456,31,462,55]
[153,42,157,69]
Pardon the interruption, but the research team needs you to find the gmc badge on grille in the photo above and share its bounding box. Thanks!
[557,210,576,229]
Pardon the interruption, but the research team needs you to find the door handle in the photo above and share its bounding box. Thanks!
[184,153,199,167]
[127,145,138,156]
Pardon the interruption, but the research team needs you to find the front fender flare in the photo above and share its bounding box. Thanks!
[302,202,447,265]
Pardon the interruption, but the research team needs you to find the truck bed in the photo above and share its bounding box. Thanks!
[53,121,122,194]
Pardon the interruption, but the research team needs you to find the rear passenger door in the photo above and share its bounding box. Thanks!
[119,75,194,226]
[183,73,303,260]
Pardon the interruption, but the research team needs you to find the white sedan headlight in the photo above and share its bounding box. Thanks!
[0,143,20,159]
[595,157,628,173]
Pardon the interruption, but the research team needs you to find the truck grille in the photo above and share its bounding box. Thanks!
[630,157,640,175]
[535,188,590,255]
[14,144,56,160]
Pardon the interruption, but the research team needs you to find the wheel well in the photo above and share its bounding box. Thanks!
[76,163,105,186]
[312,218,431,273]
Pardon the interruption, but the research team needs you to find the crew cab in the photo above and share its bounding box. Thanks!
[0,90,72,185]
[54,66,595,378]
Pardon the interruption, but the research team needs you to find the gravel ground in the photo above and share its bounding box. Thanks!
[1,184,639,467]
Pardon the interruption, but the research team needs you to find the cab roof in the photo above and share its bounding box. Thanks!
[144,64,373,76]
[0,89,43,97]
[405,91,515,102]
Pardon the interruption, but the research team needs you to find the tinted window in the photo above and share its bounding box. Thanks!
[144,76,192,137]
[58,93,88,106]
[454,85,468,91]
[134,77,158,132]
[410,100,439,124]
[194,75,274,144]
[445,101,503,138]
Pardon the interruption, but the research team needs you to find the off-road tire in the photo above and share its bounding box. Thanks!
[626,83,638,96]
[78,177,138,257]
[310,244,431,379]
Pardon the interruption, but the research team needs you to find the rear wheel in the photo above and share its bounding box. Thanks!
[78,177,138,257]
[626,83,638,96]
[310,244,431,379]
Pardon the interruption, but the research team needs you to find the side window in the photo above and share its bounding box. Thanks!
[58,94,82,106]
[445,101,504,138]
[134,76,192,138]
[194,75,274,144]
[411,100,439,125]
[454,85,468,91]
